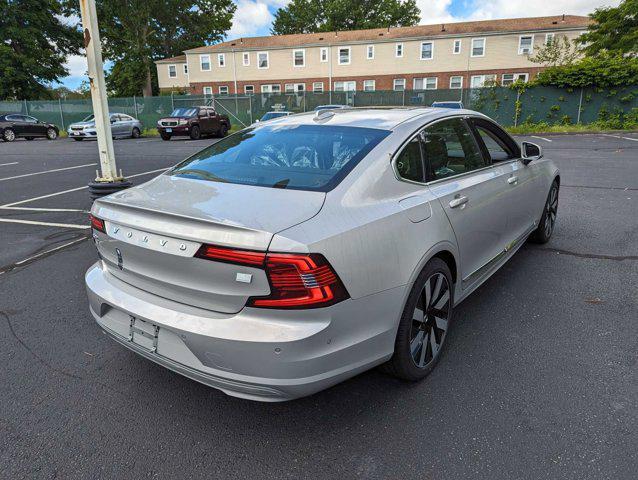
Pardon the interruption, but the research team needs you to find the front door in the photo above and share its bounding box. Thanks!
[422,117,510,288]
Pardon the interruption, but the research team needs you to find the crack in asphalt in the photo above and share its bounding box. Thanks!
[535,247,638,261]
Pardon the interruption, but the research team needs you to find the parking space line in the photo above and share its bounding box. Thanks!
[0,162,19,167]
[0,237,89,276]
[0,163,96,182]
[0,218,90,229]
[531,136,553,142]
[600,134,638,142]
[0,167,170,207]
[0,206,86,212]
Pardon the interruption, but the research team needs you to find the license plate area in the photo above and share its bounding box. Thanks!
[165,128,172,133]
[128,316,160,352]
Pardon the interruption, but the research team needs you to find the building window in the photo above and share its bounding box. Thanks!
[502,73,529,86]
[242,52,250,66]
[414,77,437,90]
[519,35,534,55]
[471,38,485,57]
[449,76,463,89]
[395,43,403,57]
[168,65,177,78]
[200,55,211,71]
[244,85,254,95]
[313,82,324,93]
[258,52,269,69]
[219,86,229,95]
[203,86,212,95]
[366,45,374,59]
[470,74,496,88]
[363,80,375,91]
[218,54,226,67]
[338,47,351,65]
[261,84,281,93]
[545,33,555,45]
[183,64,188,75]
[334,81,356,91]
[292,49,305,67]
[393,78,405,91]
[285,83,305,93]
[453,39,461,54]
[320,47,328,62]
[420,42,433,60]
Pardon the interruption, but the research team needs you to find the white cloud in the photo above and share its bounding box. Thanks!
[229,0,281,38]
[417,0,458,24]
[64,54,88,78]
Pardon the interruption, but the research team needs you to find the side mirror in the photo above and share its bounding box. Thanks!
[110,118,116,124]
[521,141,542,165]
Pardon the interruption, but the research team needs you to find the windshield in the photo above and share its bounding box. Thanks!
[260,112,288,121]
[170,124,390,192]
[170,108,197,117]
[432,102,462,109]
[81,114,95,122]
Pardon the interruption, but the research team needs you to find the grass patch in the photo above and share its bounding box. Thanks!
[506,123,638,135]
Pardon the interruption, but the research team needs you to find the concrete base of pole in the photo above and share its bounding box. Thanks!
[88,179,132,201]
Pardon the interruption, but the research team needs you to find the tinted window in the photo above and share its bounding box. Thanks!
[170,124,390,192]
[422,118,485,181]
[472,120,519,162]
[260,112,288,121]
[395,137,424,182]
[170,108,197,117]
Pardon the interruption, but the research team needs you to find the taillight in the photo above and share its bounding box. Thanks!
[195,245,349,309]
[89,214,106,233]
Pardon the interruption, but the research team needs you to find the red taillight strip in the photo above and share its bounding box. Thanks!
[194,244,266,266]
[89,214,106,233]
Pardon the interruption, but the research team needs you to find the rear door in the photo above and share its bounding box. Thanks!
[207,108,220,133]
[423,117,511,289]
[8,115,28,135]
[24,116,44,136]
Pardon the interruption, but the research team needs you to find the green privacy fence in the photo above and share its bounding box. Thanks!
[1,85,637,130]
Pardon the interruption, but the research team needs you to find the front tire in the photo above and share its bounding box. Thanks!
[3,128,16,142]
[530,180,559,244]
[46,128,57,140]
[189,125,201,140]
[217,123,228,137]
[131,127,141,139]
[160,133,171,141]
[385,258,453,381]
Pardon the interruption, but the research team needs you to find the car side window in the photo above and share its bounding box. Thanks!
[422,118,485,182]
[25,116,38,123]
[472,120,518,162]
[395,137,425,182]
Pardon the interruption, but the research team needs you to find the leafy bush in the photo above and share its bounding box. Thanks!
[535,54,638,88]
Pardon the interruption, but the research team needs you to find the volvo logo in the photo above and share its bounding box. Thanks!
[115,248,123,270]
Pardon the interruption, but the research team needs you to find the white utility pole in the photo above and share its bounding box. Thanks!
[79,0,128,196]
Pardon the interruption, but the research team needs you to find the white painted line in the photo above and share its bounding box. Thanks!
[0,162,19,167]
[0,167,169,207]
[600,134,638,142]
[0,163,96,182]
[0,218,90,229]
[0,206,86,212]
[531,136,552,143]
[14,237,88,267]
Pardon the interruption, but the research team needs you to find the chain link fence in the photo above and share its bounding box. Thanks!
[1,85,636,130]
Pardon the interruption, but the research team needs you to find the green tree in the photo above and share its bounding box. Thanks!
[67,0,235,97]
[580,0,638,56]
[529,35,581,68]
[534,53,638,88]
[0,0,81,100]
[271,0,421,35]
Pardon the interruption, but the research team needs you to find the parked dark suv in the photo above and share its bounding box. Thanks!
[157,106,230,141]
[0,114,59,142]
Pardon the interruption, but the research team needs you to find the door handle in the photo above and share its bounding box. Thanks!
[507,176,518,185]
[449,195,468,208]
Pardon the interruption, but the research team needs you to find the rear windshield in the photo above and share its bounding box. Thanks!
[260,112,288,121]
[170,108,197,117]
[169,124,390,192]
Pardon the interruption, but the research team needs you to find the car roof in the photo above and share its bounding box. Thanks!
[253,107,485,130]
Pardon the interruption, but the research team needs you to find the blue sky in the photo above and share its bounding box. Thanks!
[59,0,619,89]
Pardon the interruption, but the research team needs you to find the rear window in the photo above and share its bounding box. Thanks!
[260,112,288,121]
[169,124,390,192]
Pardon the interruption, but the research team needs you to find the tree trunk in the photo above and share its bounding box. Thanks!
[142,65,152,97]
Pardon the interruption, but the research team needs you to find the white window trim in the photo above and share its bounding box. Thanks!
[242,52,250,66]
[218,86,229,94]
[168,64,177,78]
[449,76,463,89]
[393,78,406,91]
[503,73,530,84]
[199,54,211,71]
[518,35,534,55]
[420,41,434,61]
[453,39,461,55]
[333,81,356,91]
[292,49,305,68]
[395,43,403,58]
[471,38,486,58]
[313,82,324,93]
[320,47,328,63]
[366,45,374,60]
[413,77,438,90]
[183,64,188,75]
[257,51,269,69]
[203,86,212,95]
[338,46,351,65]
[363,79,375,91]
[244,85,254,94]
[218,53,226,67]
[545,33,555,45]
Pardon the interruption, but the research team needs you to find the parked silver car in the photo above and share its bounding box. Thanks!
[86,108,559,401]
[68,113,143,141]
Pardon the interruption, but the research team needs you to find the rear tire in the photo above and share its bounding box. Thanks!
[3,128,16,142]
[160,133,171,141]
[530,180,559,244]
[46,128,57,140]
[189,125,201,140]
[131,127,141,138]
[217,123,228,137]
[384,258,454,381]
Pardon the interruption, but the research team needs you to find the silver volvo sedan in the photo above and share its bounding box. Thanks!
[86,108,559,401]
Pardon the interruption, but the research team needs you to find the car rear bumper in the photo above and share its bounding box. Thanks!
[85,261,402,401]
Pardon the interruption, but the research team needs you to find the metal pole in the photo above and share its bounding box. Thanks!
[133,94,138,119]
[514,90,521,127]
[577,87,583,124]
[58,98,65,130]
[79,0,119,182]
[24,99,29,115]
[328,44,332,104]
[171,92,175,111]
[248,94,253,124]
[402,89,405,106]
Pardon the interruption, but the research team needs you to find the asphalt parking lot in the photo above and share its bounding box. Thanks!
[1,132,637,479]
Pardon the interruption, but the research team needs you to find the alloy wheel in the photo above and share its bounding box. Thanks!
[47,128,57,140]
[544,185,558,237]
[409,272,451,368]
[4,129,15,142]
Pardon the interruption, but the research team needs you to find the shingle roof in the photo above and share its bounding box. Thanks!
[183,15,590,54]
[155,55,186,64]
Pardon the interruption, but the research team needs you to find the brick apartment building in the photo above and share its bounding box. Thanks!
[155,15,589,95]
